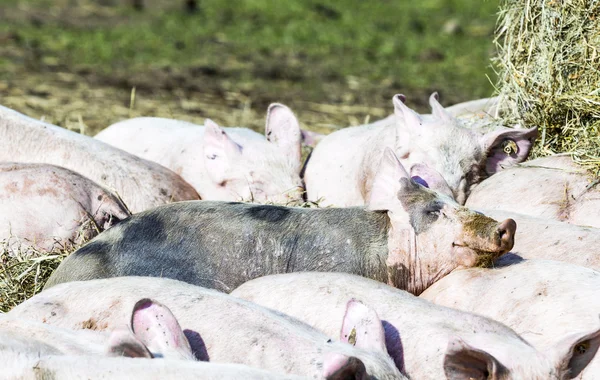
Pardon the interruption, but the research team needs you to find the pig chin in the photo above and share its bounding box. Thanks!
[452,244,508,269]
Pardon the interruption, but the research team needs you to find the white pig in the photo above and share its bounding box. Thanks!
[95,104,304,204]
[0,162,130,253]
[4,354,309,380]
[0,105,200,213]
[421,259,600,379]
[474,209,600,272]
[9,277,405,379]
[304,93,537,206]
[232,272,600,379]
[0,298,194,360]
[466,155,600,228]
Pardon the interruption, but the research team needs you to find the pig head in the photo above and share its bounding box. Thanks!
[369,148,516,295]
[391,93,538,204]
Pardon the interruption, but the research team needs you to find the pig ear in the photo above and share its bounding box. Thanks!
[367,148,410,211]
[429,92,454,123]
[340,299,387,353]
[393,94,423,130]
[444,337,507,379]
[106,326,153,358]
[481,125,538,175]
[409,163,454,199]
[265,103,302,167]
[323,353,368,380]
[300,129,325,149]
[551,326,600,378]
[203,119,242,184]
[131,298,194,360]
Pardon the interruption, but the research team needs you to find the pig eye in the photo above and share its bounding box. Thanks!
[502,139,518,155]
[424,207,441,220]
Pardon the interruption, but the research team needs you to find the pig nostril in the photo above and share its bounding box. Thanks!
[498,228,507,240]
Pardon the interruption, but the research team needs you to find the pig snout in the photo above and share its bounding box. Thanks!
[496,218,516,253]
[454,214,517,266]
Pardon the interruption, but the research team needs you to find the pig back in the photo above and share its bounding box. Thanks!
[44,201,391,291]
[0,105,199,213]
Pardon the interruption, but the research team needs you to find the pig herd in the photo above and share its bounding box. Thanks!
[0,93,599,379]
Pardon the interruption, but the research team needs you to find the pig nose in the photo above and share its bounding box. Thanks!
[496,218,517,252]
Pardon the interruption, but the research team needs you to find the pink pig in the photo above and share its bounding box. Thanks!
[304,93,537,206]
[0,105,199,213]
[95,104,305,204]
[0,162,130,253]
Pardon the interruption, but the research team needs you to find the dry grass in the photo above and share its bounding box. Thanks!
[493,0,600,175]
[0,218,105,312]
[0,243,71,312]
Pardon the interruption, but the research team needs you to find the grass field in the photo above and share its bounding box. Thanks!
[0,0,500,135]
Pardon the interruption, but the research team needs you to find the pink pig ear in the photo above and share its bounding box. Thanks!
[203,119,242,184]
[444,336,506,379]
[340,299,387,353]
[323,353,368,380]
[550,325,600,379]
[481,125,538,175]
[106,326,153,358]
[367,148,410,212]
[393,94,423,131]
[131,298,194,360]
[265,103,302,168]
[409,163,454,199]
[429,92,454,123]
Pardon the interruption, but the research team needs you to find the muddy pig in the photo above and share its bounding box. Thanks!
[45,149,516,295]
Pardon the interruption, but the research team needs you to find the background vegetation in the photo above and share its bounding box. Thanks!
[0,0,501,309]
[0,0,500,135]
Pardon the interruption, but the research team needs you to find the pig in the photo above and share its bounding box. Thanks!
[0,105,199,213]
[0,297,194,360]
[94,104,304,204]
[304,93,537,206]
[231,272,600,379]
[44,148,516,295]
[466,155,600,228]
[10,276,405,379]
[5,355,309,380]
[420,259,600,379]
[0,162,130,253]
[473,209,600,271]
[443,96,499,118]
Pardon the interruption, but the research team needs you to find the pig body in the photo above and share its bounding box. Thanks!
[0,163,130,252]
[0,316,108,357]
[95,104,304,203]
[420,259,600,379]
[0,105,199,213]
[5,354,308,380]
[466,155,600,228]
[232,272,600,379]
[45,150,516,295]
[11,277,405,379]
[304,94,537,206]
[477,209,600,271]
[444,96,499,118]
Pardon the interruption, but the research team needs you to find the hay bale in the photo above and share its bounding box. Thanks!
[494,0,600,173]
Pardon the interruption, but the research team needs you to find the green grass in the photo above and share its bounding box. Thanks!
[0,0,500,110]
